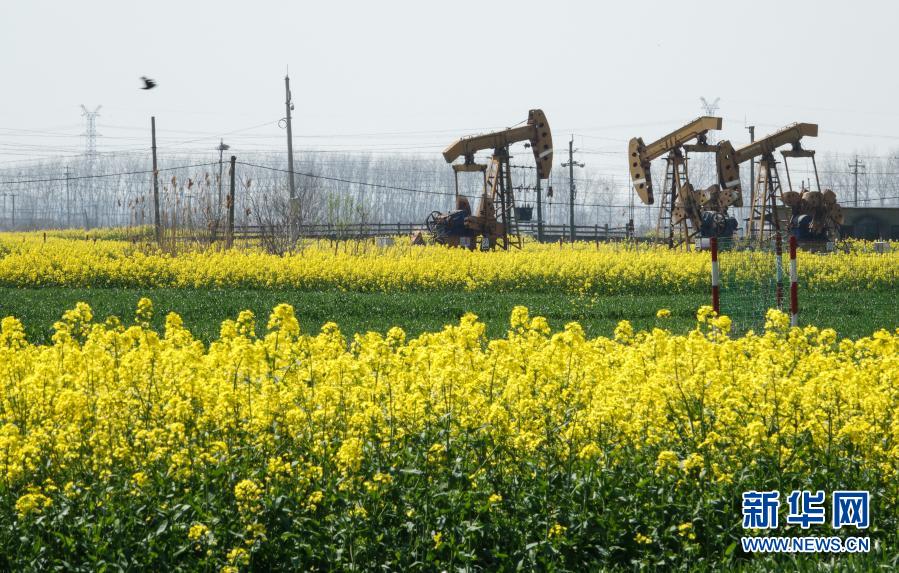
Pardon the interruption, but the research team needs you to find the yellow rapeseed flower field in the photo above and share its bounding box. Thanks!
[0,233,896,293]
[1,298,897,569]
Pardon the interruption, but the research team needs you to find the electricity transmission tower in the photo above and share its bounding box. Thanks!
[699,97,720,141]
[81,105,102,158]
[689,97,722,188]
[80,105,102,228]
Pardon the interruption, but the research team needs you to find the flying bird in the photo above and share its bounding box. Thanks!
[140,76,157,90]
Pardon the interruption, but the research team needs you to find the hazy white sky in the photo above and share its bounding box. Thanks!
[3,0,898,177]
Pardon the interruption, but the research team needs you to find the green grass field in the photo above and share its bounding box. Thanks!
[1,287,895,344]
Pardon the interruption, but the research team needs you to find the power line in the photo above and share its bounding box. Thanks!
[0,162,219,185]
[231,161,635,208]
[236,160,455,199]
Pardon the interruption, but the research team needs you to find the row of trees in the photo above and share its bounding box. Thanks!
[0,147,895,235]
[0,149,625,233]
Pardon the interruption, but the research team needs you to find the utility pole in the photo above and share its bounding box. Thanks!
[746,124,755,191]
[227,155,236,248]
[561,135,584,241]
[746,125,755,240]
[627,166,635,239]
[535,176,543,242]
[9,193,16,229]
[849,155,865,207]
[65,166,71,227]
[151,116,161,244]
[284,74,298,241]
[284,75,296,199]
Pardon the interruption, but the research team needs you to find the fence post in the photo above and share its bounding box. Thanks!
[711,237,720,315]
[774,233,783,308]
[789,235,798,327]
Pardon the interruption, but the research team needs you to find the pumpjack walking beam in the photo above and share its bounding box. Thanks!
[443,109,553,179]
[628,116,722,205]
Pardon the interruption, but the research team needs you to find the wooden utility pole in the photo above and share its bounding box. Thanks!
[285,75,296,200]
[284,74,298,241]
[151,116,161,244]
[226,155,236,248]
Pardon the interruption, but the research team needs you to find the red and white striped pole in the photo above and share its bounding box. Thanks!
[711,237,720,315]
[789,235,798,327]
[775,233,783,308]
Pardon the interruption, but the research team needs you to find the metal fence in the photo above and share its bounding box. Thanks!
[221,221,634,242]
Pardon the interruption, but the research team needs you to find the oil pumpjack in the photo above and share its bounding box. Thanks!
[715,123,843,244]
[426,109,552,250]
[628,116,740,247]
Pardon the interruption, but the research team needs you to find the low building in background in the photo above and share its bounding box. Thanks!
[769,205,899,241]
[839,207,899,240]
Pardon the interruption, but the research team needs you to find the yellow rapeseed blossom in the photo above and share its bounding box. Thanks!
[306,490,324,512]
[15,492,52,518]
[427,443,447,463]
[135,297,153,326]
[0,234,894,294]
[351,504,368,518]
[655,451,681,476]
[0,298,897,549]
[682,453,705,476]
[548,523,567,539]
[336,438,364,475]
[234,479,263,514]
[131,471,149,489]
[226,547,250,566]
[188,523,210,542]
